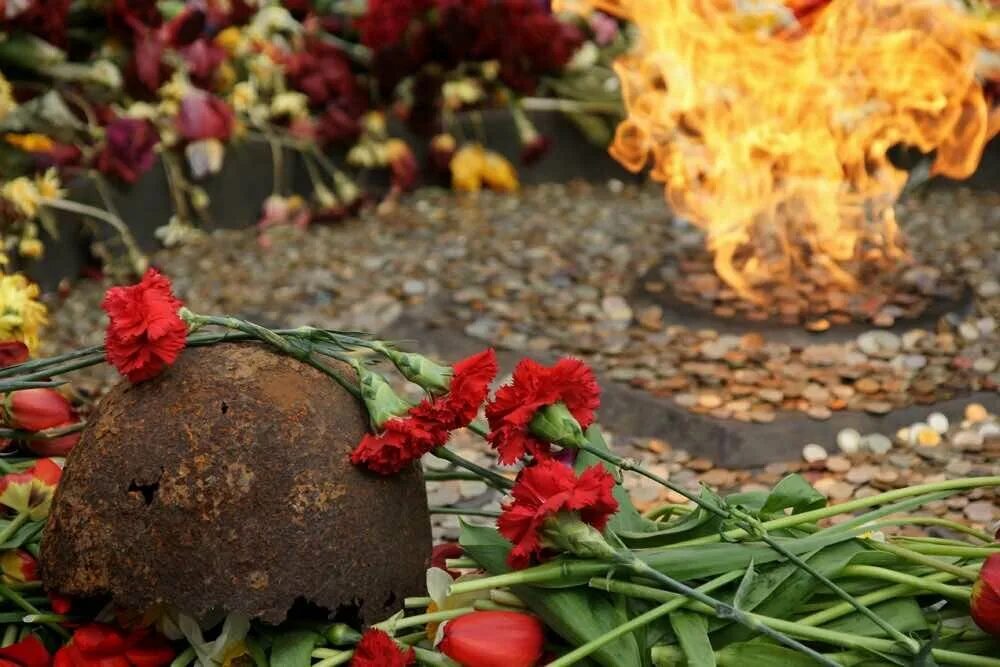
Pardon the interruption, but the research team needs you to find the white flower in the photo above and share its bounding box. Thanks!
[185,138,226,179]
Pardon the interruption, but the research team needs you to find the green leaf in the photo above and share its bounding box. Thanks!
[824,599,927,637]
[716,642,825,667]
[670,612,716,667]
[732,560,756,611]
[0,520,43,550]
[710,540,863,644]
[578,427,658,535]
[269,630,319,667]
[459,523,642,667]
[761,475,826,517]
[617,490,724,547]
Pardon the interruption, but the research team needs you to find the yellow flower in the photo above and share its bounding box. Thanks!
[4,133,54,153]
[214,62,237,93]
[34,169,65,201]
[451,144,487,192]
[270,91,309,119]
[0,273,47,351]
[0,73,15,122]
[481,150,519,192]
[231,81,258,114]
[215,26,245,55]
[1,178,41,218]
[17,238,43,259]
[158,70,189,103]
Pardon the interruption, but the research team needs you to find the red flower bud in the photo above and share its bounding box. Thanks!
[438,611,544,667]
[5,388,75,432]
[972,552,1000,636]
[24,424,81,457]
[177,90,235,143]
[1,549,38,583]
[0,342,28,368]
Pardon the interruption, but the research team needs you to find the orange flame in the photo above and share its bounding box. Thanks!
[559,0,1000,301]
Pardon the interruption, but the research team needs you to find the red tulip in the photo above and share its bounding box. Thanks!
[0,634,51,667]
[438,611,544,667]
[1,549,39,583]
[24,424,81,457]
[972,552,1000,636]
[5,389,75,432]
[55,624,174,667]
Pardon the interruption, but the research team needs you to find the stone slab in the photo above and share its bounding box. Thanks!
[383,311,1000,468]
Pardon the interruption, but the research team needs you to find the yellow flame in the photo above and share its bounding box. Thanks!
[559,0,1000,301]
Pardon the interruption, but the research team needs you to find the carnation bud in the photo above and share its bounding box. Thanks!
[325,623,362,646]
[972,553,1000,637]
[381,348,453,396]
[540,512,617,561]
[529,402,588,448]
[5,388,75,432]
[357,366,411,429]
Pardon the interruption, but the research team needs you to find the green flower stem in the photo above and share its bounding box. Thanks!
[449,561,608,595]
[731,612,1000,667]
[373,606,475,633]
[572,438,919,653]
[0,513,29,546]
[431,448,512,491]
[0,624,16,647]
[423,471,485,482]
[545,572,742,667]
[898,535,988,547]
[169,648,196,667]
[838,565,970,601]
[0,422,86,441]
[311,650,353,667]
[796,571,958,627]
[617,554,840,666]
[490,590,526,608]
[428,506,499,518]
[868,540,981,581]
[444,557,478,569]
[472,599,525,612]
[21,613,66,623]
[40,197,146,276]
[412,645,455,666]
[865,518,994,543]
[0,583,67,639]
[901,544,1000,559]
[404,596,432,608]
[0,345,104,378]
[679,476,1000,547]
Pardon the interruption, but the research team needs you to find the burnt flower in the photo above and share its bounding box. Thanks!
[95,117,159,185]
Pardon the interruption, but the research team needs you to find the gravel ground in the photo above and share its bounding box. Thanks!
[40,181,1000,536]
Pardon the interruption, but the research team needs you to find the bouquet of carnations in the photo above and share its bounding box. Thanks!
[0,270,995,666]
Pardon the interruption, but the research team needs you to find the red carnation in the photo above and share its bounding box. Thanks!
[102,269,188,383]
[177,90,235,143]
[497,459,618,569]
[350,629,414,667]
[351,349,497,474]
[485,358,600,465]
[54,624,174,667]
[0,635,51,667]
[96,117,159,185]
